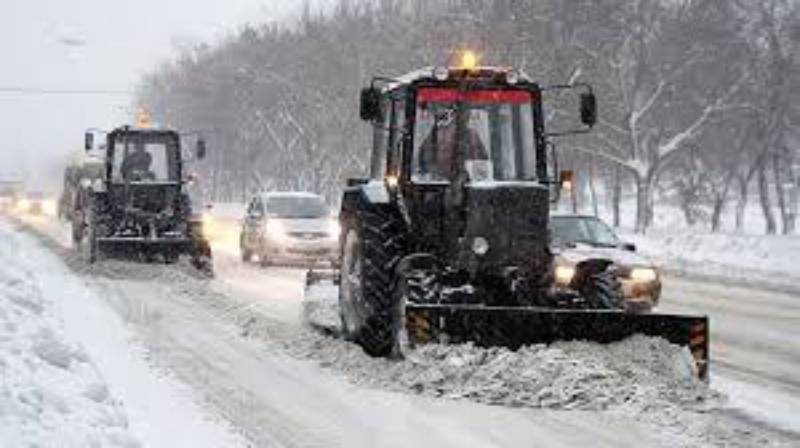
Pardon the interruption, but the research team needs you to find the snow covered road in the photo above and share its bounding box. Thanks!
[660,276,800,434]
[5,213,799,447]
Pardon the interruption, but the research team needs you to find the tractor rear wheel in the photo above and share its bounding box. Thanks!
[78,208,98,264]
[339,208,405,357]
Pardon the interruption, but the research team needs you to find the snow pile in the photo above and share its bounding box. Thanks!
[297,292,710,412]
[301,281,341,331]
[0,239,139,447]
[296,331,712,412]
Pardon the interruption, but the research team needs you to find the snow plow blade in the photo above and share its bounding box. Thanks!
[404,304,709,380]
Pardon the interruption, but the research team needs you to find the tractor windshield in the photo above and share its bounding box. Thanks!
[413,88,536,183]
[111,134,179,183]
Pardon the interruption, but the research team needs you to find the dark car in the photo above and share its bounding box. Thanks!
[550,213,662,312]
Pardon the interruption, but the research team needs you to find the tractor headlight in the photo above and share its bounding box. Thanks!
[472,237,490,255]
[265,220,286,241]
[554,265,576,285]
[506,70,520,85]
[433,66,449,81]
[630,267,657,283]
[92,178,105,192]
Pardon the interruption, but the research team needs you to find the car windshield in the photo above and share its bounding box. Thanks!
[266,196,329,219]
[412,88,536,183]
[551,216,620,247]
[111,135,178,182]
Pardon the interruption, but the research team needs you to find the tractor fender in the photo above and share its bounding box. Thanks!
[340,179,395,222]
[339,179,404,257]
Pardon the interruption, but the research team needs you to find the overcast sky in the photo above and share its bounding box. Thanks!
[0,0,328,190]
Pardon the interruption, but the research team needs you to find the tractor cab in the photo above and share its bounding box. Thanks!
[73,120,212,274]
[356,56,596,277]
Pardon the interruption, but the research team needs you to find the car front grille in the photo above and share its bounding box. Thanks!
[288,231,328,240]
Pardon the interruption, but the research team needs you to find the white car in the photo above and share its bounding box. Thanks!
[239,192,340,267]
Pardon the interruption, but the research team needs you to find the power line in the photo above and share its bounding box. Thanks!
[0,86,132,96]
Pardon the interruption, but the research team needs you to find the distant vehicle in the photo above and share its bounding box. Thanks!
[0,180,22,211]
[17,191,56,216]
[58,157,105,221]
[72,124,213,275]
[550,213,661,312]
[239,192,340,267]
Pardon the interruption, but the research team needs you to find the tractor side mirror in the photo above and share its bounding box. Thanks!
[84,132,94,152]
[359,87,382,121]
[579,92,597,127]
[560,170,574,192]
[196,139,207,160]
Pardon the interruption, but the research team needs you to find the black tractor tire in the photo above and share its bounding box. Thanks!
[191,240,214,278]
[339,208,405,357]
[579,269,625,310]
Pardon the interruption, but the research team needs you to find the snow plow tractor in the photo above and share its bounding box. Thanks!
[307,59,709,380]
[71,124,213,275]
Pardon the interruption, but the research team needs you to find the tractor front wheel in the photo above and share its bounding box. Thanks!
[338,208,405,357]
[579,269,624,310]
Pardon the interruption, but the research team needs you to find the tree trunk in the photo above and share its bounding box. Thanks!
[735,175,748,232]
[612,166,622,227]
[588,155,598,217]
[772,151,790,234]
[711,197,724,232]
[635,174,651,234]
[758,159,777,234]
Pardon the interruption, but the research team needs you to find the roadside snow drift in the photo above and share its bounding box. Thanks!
[0,219,246,448]
[0,226,139,447]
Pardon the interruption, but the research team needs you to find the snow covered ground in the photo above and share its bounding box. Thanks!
[0,218,246,447]
[5,211,799,447]
[624,230,800,292]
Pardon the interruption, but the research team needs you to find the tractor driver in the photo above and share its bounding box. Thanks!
[120,142,154,181]
[418,106,487,181]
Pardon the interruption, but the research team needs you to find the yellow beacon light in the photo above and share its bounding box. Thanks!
[136,108,151,128]
[460,50,479,70]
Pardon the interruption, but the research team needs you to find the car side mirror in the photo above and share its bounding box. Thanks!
[580,92,597,127]
[84,132,94,152]
[196,139,207,160]
[359,87,382,122]
[622,242,636,252]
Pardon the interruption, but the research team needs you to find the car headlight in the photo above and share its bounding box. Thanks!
[554,265,576,285]
[42,199,57,216]
[265,220,286,240]
[17,199,31,211]
[328,220,341,240]
[630,267,657,283]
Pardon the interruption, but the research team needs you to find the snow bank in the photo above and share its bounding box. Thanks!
[623,229,800,291]
[0,227,139,447]
[0,219,246,448]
